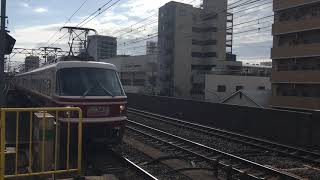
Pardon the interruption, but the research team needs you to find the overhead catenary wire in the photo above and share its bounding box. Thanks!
[42,0,89,47]
[78,0,122,27]
[232,0,272,14]
[50,0,122,47]
[110,0,198,36]
[115,0,273,42]
[48,0,275,57]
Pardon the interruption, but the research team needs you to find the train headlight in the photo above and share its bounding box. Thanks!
[120,105,126,114]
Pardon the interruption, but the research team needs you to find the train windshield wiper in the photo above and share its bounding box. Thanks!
[82,83,96,97]
[82,80,115,97]
[96,81,115,97]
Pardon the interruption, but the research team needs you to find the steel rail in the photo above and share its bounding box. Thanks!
[128,108,320,164]
[111,151,158,180]
[127,119,302,180]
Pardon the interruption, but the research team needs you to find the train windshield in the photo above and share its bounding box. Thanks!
[57,68,125,97]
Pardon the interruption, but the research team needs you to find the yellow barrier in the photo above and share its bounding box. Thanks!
[0,107,83,180]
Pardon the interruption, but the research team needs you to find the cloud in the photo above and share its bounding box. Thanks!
[11,0,274,63]
[34,7,48,13]
[20,3,30,8]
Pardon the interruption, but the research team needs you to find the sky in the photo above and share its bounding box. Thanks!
[6,0,273,68]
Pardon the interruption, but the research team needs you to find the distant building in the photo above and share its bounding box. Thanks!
[101,54,158,94]
[158,0,238,99]
[271,0,320,110]
[205,74,271,103]
[260,61,272,67]
[241,65,271,77]
[24,56,40,72]
[87,35,117,61]
[146,41,158,55]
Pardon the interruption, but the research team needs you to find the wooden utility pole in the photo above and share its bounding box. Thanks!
[0,0,6,107]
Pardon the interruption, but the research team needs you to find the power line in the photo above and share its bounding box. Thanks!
[78,0,122,27]
[115,0,272,41]
[42,0,89,47]
[234,5,273,20]
[233,14,274,27]
[228,0,252,7]
[232,1,272,14]
[110,0,198,36]
[51,0,122,47]
[76,0,114,27]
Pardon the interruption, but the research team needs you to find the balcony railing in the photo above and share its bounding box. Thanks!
[273,18,320,35]
[271,43,320,59]
[274,0,320,11]
[271,71,320,83]
[270,95,320,110]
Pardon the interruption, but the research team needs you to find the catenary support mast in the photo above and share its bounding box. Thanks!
[0,0,7,107]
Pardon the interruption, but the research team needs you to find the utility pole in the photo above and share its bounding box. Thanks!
[0,0,6,107]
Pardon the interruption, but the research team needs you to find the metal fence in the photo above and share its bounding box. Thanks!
[0,107,83,179]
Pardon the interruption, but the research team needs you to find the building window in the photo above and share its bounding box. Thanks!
[192,39,217,46]
[258,86,266,90]
[179,9,187,16]
[192,27,217,33]
[133,79,146,86]
[236,86,243,91]
[192,52,217,58]
[217,85,226,92]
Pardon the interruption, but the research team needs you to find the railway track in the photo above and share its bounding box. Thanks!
[84,148,158,180]
[115,153,159,180]
[126,119,302,180]
[128,108,320,165]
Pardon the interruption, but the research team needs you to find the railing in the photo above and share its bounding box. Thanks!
[0,107,83,180]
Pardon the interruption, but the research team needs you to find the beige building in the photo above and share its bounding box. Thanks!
[158,0,239,99]
[271,0,320,110]
[205,74,271,103]
[101,55,158,94]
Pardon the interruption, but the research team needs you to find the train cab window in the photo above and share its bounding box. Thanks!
[57,68,125,97]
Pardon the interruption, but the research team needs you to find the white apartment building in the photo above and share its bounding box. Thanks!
[205,74,271,103]
[158,0,239,99]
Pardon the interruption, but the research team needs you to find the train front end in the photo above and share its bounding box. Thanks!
[55,62,127,147]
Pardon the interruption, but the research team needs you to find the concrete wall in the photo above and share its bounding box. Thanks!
[127,93,320,148]
[205,74,271,102]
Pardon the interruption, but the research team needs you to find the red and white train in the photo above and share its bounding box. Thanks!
[14,60,127,146]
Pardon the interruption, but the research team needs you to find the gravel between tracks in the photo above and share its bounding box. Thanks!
[128,113,320,179]
[121,140,192,180]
